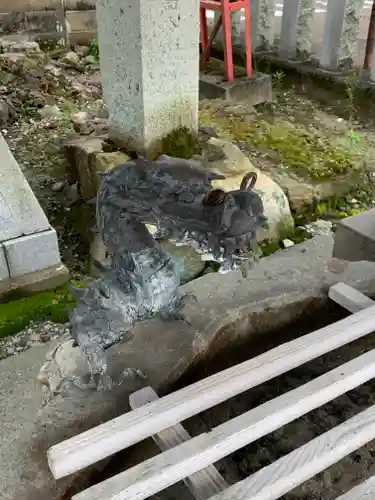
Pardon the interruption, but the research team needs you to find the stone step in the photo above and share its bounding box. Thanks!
[333,208,375,263]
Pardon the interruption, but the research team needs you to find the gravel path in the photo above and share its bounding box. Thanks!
[0,320,69,360]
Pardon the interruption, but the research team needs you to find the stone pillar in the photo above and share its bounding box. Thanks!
[320,0,364,69]
[250,0,275,50]
[0,133,68,294]
[96,0,200,156]
[279,0,315,58]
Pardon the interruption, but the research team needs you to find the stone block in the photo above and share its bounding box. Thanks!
[0,133,50,240]
[95,151,130,172]
[62,136,104,200]
[0,243,10,282]
[0,0,61,12]
[199,72,272,105]
[66,10,96,33]
[0,263,70,302]
[333,208,375,262]
[96,0,199,155]
[3,229,62,278]
[0,191,22,241]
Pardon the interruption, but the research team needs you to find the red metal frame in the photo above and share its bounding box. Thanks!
[200,0,252,82]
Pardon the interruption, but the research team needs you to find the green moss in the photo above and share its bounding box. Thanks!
[0,283,82,339]
[199,110,359,181]
[259,225,312,257]
[295,195,368,224]
[89,39,100,61]
[161,127,199,159]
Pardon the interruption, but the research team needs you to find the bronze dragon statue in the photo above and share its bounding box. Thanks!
[67,155,267,390]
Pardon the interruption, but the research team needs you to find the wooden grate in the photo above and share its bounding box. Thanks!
[47,282,375,500]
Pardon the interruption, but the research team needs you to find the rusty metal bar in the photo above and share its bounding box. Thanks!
[200,15,222,64]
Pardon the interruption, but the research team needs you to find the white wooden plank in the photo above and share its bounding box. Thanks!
[49,302,375,479]
[72,346,375,500]
[335,476,375,500]
[208,404,375,500]
[129,386,228,500]
[329,283,374,314]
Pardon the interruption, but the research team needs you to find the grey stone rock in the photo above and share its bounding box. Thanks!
[71,111,95,135]
[60,51,80,67]
[159,239,206,285]
[37,105,61,120]
[84,55,97,65]
[282,238,295,248]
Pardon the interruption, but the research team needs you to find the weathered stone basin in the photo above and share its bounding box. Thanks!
[8,234,375,500]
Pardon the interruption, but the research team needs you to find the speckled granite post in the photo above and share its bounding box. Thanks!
[279,0,315,58]
[250,0,275,50]
[320,0,364,69]
[96,0,199,155]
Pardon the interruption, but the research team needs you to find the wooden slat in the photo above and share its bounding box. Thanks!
[329,283,374,313]
[129,386,228,500]
[49,302,375,479]
[335,476,375,499]
[72,346,375,500]
[207,404,375,500]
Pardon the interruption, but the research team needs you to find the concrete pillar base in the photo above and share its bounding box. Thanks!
[199,72,273,105]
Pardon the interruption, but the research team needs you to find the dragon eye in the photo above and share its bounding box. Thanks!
[202,189,226,206]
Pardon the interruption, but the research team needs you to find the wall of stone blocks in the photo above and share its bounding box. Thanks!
[0,0,96,45]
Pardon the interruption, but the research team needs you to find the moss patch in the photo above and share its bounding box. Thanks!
[199,109,359,181]
[0,284,82,339]
[259,225,313,256]
[161,127,199,159]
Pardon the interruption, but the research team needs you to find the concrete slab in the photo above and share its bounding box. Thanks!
[0,133,50,240]
[0,344,55,500]
[333,208,375,262]
[0,191,22,241]
[199,72,272,104]
[3,229,62,278]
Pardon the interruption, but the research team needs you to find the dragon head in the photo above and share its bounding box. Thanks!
[97,155,267,277]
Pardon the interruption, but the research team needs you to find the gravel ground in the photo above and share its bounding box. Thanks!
[0,320,69,360]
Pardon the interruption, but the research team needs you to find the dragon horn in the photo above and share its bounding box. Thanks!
[240,172,257,191]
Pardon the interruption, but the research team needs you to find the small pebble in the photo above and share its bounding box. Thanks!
[282,239,295,248]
